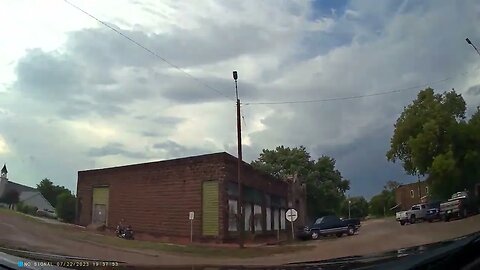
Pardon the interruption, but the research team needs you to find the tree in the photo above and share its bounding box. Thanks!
[386,88,479,200]
[0,190,20,209]
[252,146,350,219]
[384,180,401,191]
[369,190,396,217]
[56,192,76,223]
[37,178,71,207]
[340,196,369,219]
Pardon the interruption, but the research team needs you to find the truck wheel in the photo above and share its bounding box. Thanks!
[400,221,405,226]
[460,208,468,219]
[336,233,343,238]
[444,215,450,222]
[311,231,319,240]
[347,226,355,236]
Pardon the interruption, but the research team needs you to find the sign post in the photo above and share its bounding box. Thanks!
[189,211,194,243]
[286,208,298,240]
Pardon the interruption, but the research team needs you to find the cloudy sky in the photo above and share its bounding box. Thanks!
[1,0,480,198]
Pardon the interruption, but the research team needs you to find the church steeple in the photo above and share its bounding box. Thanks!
[1,164,7,178]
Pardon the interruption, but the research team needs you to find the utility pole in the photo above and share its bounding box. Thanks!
[233,71,244,248]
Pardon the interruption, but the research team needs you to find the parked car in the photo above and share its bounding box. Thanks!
[395,203,428,225]
[297,215,361,240]
[36,209,57,219]
[440,191,478,222]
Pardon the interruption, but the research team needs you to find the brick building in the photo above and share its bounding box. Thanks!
[76,152,306,243]
[394,180,429,211]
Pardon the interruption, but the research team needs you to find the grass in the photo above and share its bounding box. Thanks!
[0,208,313,258]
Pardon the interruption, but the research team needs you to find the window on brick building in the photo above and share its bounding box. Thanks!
[410,190,414,198]
[244,203,253,232]
[254,204,262,232]
[273,208,279,230]
[266,207,272,231]
[228,199,237,232]
[280,209,286,230]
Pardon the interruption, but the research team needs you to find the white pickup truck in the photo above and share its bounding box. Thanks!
[396,203,428,225]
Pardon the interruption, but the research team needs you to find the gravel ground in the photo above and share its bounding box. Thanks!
[1,211,479,266]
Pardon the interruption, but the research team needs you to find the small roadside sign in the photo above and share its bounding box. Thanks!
[286,208,298,240]
[286,209,298,222]
[189,211,195,243]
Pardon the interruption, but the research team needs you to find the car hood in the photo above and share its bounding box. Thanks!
[285,230,479,269]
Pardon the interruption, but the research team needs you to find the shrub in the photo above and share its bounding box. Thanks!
[56,192,76,223]
[16,202,38,215]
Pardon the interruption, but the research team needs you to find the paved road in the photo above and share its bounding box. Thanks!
[0,211,479,266]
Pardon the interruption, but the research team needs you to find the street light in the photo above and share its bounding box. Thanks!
[348,200,351,219]
[466,38,480,56]
[233,70,244,248]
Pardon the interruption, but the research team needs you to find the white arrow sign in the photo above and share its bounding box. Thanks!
[286,208,298,222]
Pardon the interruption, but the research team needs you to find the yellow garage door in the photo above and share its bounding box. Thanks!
[202,181,219,236]
[92,187,109,225]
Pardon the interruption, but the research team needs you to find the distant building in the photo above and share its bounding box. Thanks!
[394,180,429,211]
[76,152,307,243]
[0,164,55,212]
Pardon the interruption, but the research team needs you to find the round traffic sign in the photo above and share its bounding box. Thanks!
[286,208,298,222]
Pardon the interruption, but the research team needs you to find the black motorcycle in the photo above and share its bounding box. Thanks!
[115,224,134,240]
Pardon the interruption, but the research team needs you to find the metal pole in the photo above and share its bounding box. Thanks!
[290,221,295,240]
[190,219,193,243]
[233,71,244,248]
[348,200,351,219]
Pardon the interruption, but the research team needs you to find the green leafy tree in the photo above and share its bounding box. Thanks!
[369,190,396,217]
[387,88,479,200]
[56,192,76,223]
[368,181,399,217]
[37,178,71,207]
[0,190,20,209]
[340,196,369,219]
[252,146,350,219]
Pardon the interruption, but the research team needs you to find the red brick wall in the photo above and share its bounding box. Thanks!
[77,153,228,241]
[395,181,429,211]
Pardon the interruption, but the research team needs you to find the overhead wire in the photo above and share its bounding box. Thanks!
[63,0,234,101]
[242,71,470,106]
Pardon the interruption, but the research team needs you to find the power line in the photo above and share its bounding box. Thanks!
[242,71,469,106]
[63,0,233,101]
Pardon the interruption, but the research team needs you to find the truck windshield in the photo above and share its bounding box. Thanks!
[314,217,324,224]
[412,206,420,210]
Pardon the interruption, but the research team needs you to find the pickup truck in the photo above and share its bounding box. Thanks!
[297,215,361,240]
[395,203,428,225]
[440,191,478,222]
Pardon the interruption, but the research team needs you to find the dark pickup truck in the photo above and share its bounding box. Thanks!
[298,215,361,240]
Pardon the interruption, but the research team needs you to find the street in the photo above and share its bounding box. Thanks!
[1,210,480,266]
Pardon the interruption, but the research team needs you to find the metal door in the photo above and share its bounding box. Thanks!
[92,187,109,225]
[92,204,107,224]
[202,181,219,236]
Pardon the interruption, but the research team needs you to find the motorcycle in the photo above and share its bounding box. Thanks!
[115,224,135,240]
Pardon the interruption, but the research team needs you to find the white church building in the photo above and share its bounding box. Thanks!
[0,164,55,212]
